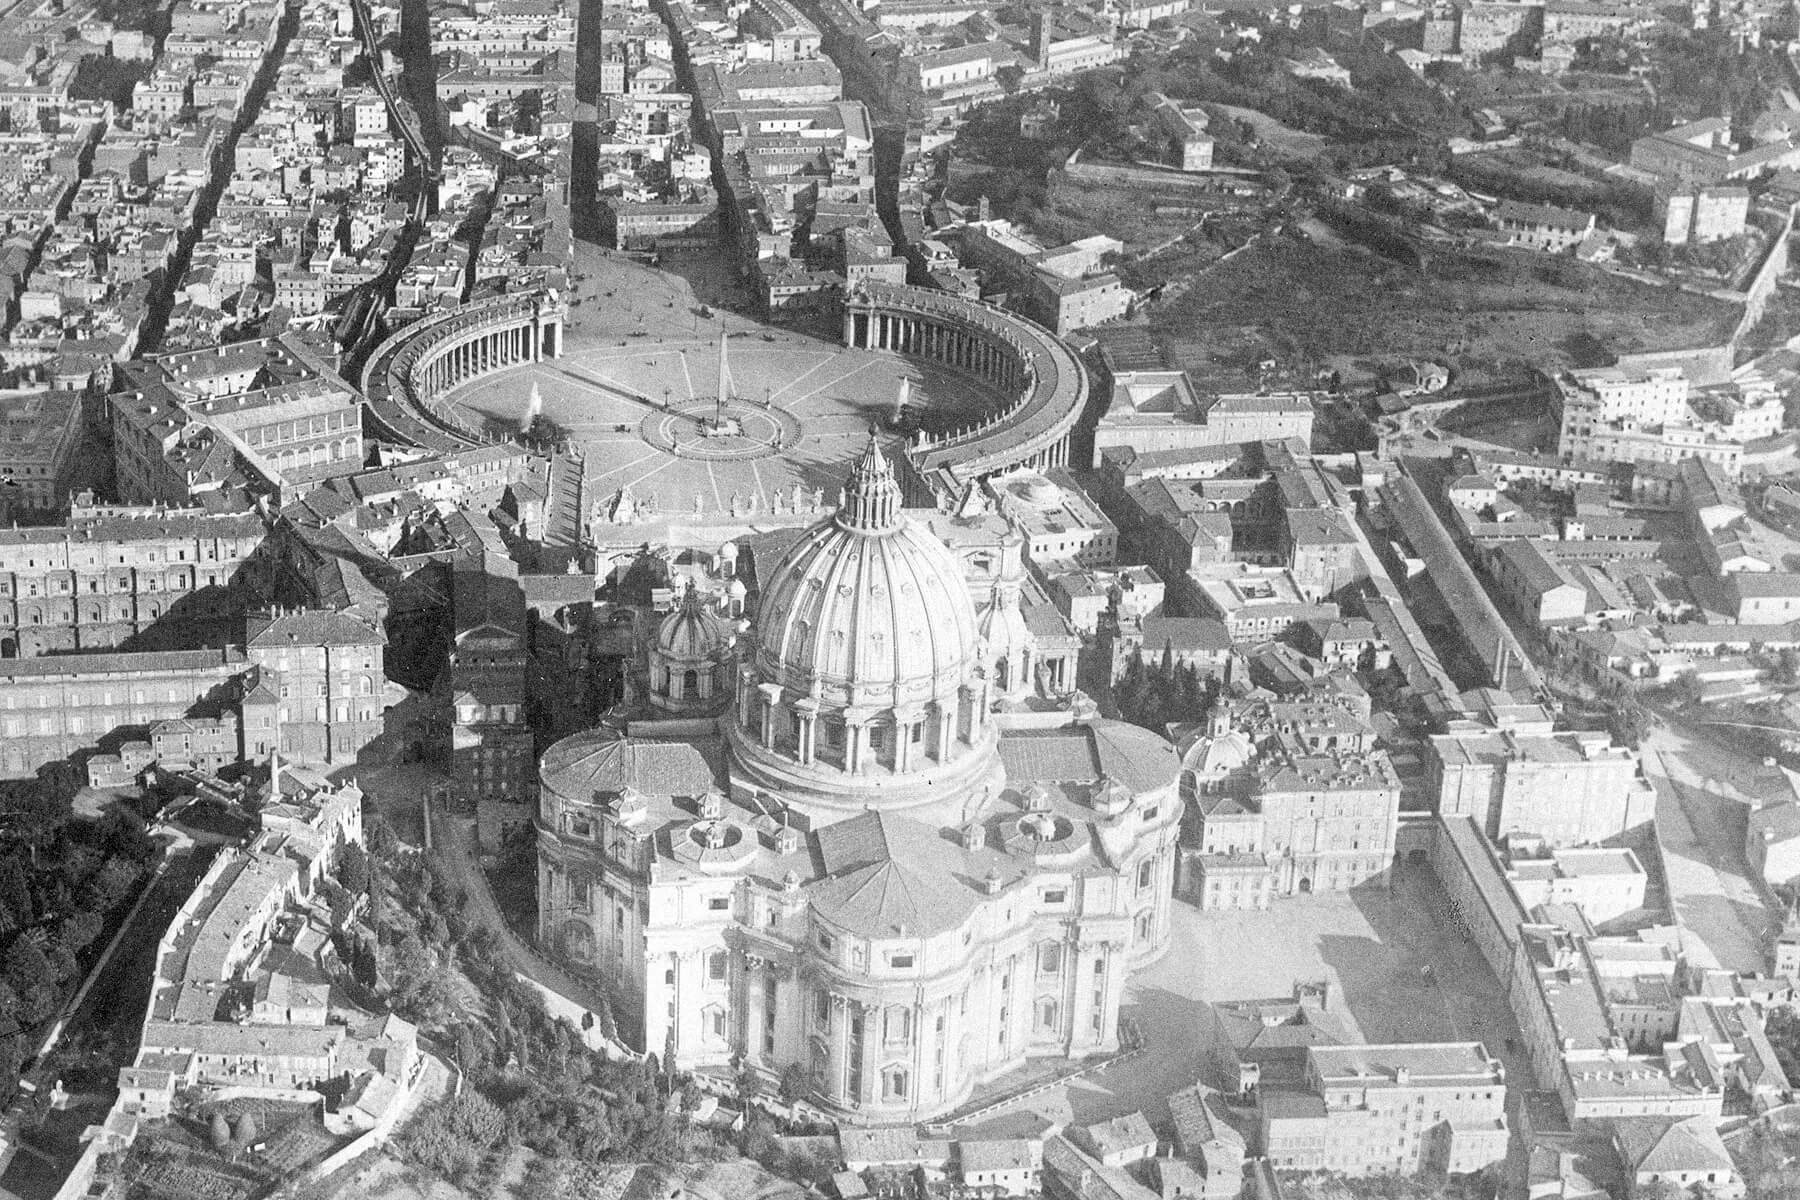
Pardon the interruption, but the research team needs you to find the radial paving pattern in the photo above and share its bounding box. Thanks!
[443,329,997,519]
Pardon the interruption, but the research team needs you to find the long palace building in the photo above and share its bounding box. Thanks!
[537,438,1181,1123]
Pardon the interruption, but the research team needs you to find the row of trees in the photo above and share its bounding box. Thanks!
[1113,651,1215,735]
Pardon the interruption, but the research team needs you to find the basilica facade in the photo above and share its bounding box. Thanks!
[537,439,1182,1123]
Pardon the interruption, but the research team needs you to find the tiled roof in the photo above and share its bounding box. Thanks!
[539,730,723,798]
[997,720,1179,796]
[812,810,989,938]
[0,647,246,678]
[246,608,385,647]
[1614,1116,1734,1178]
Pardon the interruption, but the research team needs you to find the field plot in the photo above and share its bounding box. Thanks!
[124,1143,268,1200]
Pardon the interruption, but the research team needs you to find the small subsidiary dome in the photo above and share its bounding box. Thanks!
[657,585,729,661]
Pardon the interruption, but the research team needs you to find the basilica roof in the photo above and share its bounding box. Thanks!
[811,810,994,938]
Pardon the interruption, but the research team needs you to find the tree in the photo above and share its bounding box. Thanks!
[209,1111,231,1152]
[338,842,370,897]
[86,857,139,910]
[1764,1006,1800,1081]
[455,1024,480,1074]
[0,858,31,925]
[778,1061,808,1104]
[1608,695,1653,748]
[232,1112,258,1151]
[5,937,52,1000]
[58,910,102,953]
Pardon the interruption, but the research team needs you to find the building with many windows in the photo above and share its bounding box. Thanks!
[0,647,252,779]
[0,505,267,659]
[244,607,386,765]
[111,332,365,505]
[1180,697,1401,907]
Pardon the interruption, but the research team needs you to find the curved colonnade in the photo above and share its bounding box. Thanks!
[843,283,1088,495]
[360,294,567,452]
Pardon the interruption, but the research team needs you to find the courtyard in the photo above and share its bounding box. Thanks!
[1019,861,1529,1131]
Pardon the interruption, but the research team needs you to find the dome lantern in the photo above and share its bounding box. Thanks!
[837,430,903,533]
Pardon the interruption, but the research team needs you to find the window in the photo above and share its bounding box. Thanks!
[884,1007,911,1044]
[1138,859,1154,891]
[890,953,914,969]
[708,952,727,982]
[1043,888,1066,905]
[708,896,730,911]
[817,930,836,952]
[1038,944,1062,975]
[815,990,832,1024]
[664,968,675,985]
[710,1009,727,1038]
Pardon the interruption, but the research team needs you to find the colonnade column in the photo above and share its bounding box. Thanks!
[846,721,865,773]
[894,707,921,773]
[794,700,818,765]
[758,683,782,748]
[936,703,955,761]
[737,669,758,729]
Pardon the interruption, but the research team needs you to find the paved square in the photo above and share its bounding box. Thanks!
[443,329,998,521]
[1050,864,1526,1129]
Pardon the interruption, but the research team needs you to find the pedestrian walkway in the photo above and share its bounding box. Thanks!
[430,807,623,1045]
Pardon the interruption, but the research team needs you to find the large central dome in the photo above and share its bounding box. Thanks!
[753,436,978,707]
[726,435,1002,825]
